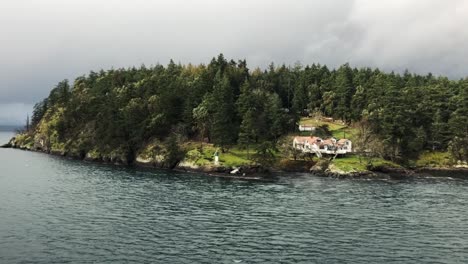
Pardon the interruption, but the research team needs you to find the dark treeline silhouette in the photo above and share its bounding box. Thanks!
[30,54,468,164]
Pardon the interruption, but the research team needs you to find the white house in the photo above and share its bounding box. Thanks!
[293,136,321,152]
[293,136,352,157]
[337,138,352,153]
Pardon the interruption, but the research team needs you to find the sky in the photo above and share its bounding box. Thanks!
[1,0,467,125]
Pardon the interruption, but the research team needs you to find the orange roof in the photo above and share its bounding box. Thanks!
[320,139,334,146]
[294,136,321,144]
[337,139,350,145]
[294,136,310,144]
[309,136,321,143]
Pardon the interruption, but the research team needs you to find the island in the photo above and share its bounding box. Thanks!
[5,54,468,178]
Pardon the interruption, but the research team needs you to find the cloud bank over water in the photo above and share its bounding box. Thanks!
[0,103,32,126]
[1,0,467,124]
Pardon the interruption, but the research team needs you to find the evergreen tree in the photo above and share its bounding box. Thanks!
[334,63,354,122]
[210,73,238,151]
[25,54,468,166]
[164,134,185,169]
[447,80,468,162]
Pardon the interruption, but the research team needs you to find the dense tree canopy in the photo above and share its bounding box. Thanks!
[31,54,468,164]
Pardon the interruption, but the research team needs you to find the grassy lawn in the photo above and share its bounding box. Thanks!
[183,140,408,173]
[299,117,358,140]
[331,155,367,172]
[300,118,346,131]
[331,126,358,141]
[183,142,254,167]
[219,147,254,167]
[181,118,361,168]
[331,155,400,172]
[415,151,453,167]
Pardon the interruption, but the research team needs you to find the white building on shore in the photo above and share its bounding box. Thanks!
[293,136,352,157]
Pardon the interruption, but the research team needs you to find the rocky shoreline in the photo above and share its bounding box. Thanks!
[2,138,467,179]
[1,138,275,181]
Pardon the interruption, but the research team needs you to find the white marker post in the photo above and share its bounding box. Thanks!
[214,150,219,165]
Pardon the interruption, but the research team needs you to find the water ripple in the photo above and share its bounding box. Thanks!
[1,146,468,263]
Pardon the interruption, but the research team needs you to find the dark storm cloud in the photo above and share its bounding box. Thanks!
[1,0,467,124]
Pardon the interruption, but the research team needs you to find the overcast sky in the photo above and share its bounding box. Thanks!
[1,0,467,125]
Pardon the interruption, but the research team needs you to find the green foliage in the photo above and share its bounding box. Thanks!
[314,124,332,138]
[28,54,467,168]
[330,156,368,172]
[164,134,185,169]
[448,136,468,163]
[416,151,454,167]
[253,141,277,166]
[192,96,212,141]
[332,155,400,173]
[333,63,354,122]
[31,99,48,129]
[220,148,252,167]
[182,142,253,167]
[210,73,238,149]
[186,149,202,163]
[14,134,34,149]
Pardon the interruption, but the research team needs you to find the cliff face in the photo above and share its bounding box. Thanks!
[9,131,128,164]
[9,128,170,167]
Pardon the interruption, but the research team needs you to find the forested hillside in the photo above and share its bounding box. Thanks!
[23,54,468,167]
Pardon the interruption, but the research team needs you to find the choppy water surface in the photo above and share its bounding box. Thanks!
[0,132,467,263]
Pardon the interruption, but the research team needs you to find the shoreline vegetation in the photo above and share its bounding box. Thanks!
[2,140,467,179]
[3,54,467,179]
[3,124,466,179]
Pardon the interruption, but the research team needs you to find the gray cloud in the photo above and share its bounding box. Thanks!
[1,0,467,124]
[0,103,32,126]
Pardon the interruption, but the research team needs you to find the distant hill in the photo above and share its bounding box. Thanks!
[0,125,21,132]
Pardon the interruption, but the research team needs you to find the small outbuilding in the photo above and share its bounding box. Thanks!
[298,124,316,132]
